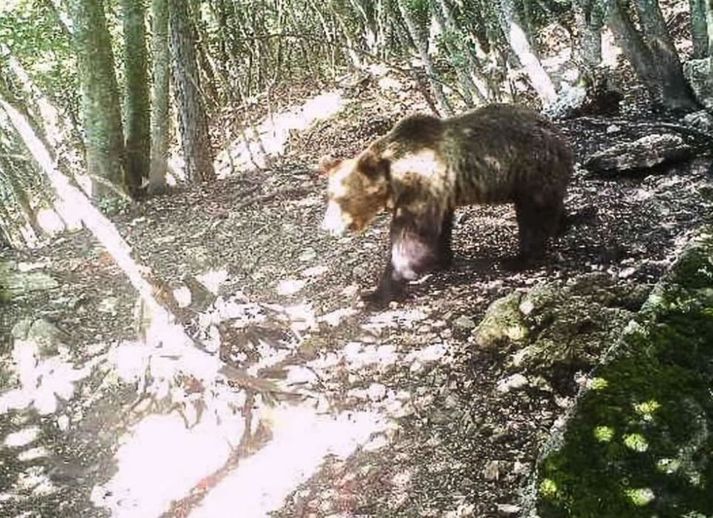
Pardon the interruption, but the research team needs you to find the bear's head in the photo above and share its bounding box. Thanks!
[319,149,390,236]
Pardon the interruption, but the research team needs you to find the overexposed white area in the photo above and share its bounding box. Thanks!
[4,426,41,448]
[214,90,345,178]
[191,406,385,518]
[92,412,244,518]
[0,339,91,415]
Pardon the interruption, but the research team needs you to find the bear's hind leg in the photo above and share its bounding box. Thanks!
[514,196,564,261]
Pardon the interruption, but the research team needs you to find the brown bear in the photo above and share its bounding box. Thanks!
[320,103,573,307]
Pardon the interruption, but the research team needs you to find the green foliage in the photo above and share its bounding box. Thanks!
[0,0,79,117]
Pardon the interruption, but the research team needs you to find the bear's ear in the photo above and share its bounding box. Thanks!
[356,149,387,178]
[318,155,341,175]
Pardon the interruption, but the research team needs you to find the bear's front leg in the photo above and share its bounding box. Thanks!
[362,261,406,309]
[362,218,440,309]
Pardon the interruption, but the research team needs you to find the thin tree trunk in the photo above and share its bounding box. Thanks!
[168,0,216,183]
[435,0,491,101]
[148,0,169,195]
[396,0,453,116]
[122,0,151,197]
[497,0,557,105]
[571,0,603,84]
[689,0,710,58]
[69,0,127,200]
[0,96,219,378]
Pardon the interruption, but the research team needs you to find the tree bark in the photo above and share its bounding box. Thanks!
[69,0,127,199]
[603,0,698,112]
[148,0,169,195]
[571,0,603,84]
[689,0,710,58]
[496,0,557,105]
[396,0,453,116]
[122,0,151,197]
[633,0,698,110]
[168,0,216,183]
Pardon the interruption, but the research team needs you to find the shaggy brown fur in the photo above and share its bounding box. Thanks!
[320,103,574,307]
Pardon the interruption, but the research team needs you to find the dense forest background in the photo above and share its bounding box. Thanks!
[1,0,711,249]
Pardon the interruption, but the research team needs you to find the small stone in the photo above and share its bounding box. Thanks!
[496,503,522,515]
[496,373,528,393]
[367,383,387,402]
[606,124,621,134]
[298,248,317,262]
[453,315,476,330]
[618,266,636,279]
[57,415,70,431]
[276,279,306,296]
[483,460,500,481]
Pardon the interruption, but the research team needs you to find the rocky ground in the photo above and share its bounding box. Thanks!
[0,72,712,518]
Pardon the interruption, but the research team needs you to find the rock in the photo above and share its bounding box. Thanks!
[544,72,623,119]
[483,460,500,481]
[496,503,522,515]
[683,57,713,111]
[452,315,476,330]
[496,373,529,393]
[543,84,587,120]
[473,292,527,348]
[367,383,387,402]
[584,134,694,174]
[11,317,68,356]
[683,109,713,133]
[0,262,59,301]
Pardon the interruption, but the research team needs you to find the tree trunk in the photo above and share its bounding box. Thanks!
[603,0,698,112]
[571,0,603,84]
[433,11,477,105]
[435,0,492,101]
[633,0,699,110]
[689,0,710,58]
[497,0,557,105]
[122,0,151,197]
[69,0,127,199]
[169,0,216,183]
[148,0,169,195]
[396,0,453,116]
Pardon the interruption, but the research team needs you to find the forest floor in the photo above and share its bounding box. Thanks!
[1,70,712,517]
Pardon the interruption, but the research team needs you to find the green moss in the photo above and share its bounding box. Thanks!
[536,230,713,517]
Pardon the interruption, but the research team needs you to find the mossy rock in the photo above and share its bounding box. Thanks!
[513,275,647,377]
[534,228,713,517]
[0,261,59,302]
[473,291,528,348]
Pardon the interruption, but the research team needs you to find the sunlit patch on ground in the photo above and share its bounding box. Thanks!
[91,412,244,518]
[214,90,345,178]
[0,334,92,415]
[192,406,385,518]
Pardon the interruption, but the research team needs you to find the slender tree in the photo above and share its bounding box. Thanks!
[169,0,216,183]
[122,0,151,196]
[69,0,127,199]
[396,0,453,116]
[496,0,557,105]
[148,0,169,194]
